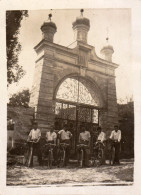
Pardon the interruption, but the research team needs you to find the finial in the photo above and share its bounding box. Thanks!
[80,9,84,17]
[48,13,52,22]
[106,37,109,42]
[106,27,109,43]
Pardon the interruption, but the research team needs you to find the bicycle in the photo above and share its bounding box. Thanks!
[45,143,56,168]
[93,141,105,166]
[77,143,88,168]
[110,140,118,165]
[58,143,70,167]
[25,140,37,167]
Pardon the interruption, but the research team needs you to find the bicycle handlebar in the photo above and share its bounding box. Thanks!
[45,143,56,147]
[111,140,119,143]
[108,138,119,142]
[95,141,104,145]
[60,143,70,146]
[77,144,88,147]
[27,140,37,143]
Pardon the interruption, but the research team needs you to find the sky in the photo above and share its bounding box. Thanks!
[7,9,132,103]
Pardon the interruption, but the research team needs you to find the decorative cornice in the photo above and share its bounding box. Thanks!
[34,39,119,69]
[34,39,78,57]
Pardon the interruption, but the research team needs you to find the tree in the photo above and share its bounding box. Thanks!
[118,101,134,121]
[6,11,28,85]
[118,101,134,158]
[8,89,30,107]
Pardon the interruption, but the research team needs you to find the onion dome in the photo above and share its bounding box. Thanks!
[101,37,114,62]
[40,14,57,42]
[72,16,90,29]
[72,9,90,43]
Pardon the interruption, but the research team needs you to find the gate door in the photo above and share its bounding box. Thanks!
[54,77,101,156]
[54,101,99,154]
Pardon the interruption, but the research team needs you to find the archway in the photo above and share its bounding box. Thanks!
[54,75,104,154]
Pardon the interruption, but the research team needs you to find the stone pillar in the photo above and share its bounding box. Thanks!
[99,109,108,131]
[29,56,55,135]
[107,77,118,135]
[29,20,57,135]
[37,57,55,135]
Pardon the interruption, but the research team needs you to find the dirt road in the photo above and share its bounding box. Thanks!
[7,159,133,186]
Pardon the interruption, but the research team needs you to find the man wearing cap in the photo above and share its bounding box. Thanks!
[58,124,72,166]
[27,121,42,166]
[109,125,121,165]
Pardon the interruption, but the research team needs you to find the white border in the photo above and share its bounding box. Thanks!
[0,0,141,194]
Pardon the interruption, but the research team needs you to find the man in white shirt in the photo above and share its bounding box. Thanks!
[79,127,91,146]
[109,125,121,164]
[46,126,57,144]
[58,125,72,143]
[78,126,91,167]
[97,127,106,143]
[27,121,42,166]
[58,124,72,166]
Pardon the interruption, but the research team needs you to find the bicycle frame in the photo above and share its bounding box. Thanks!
[26,141,37,167]
[45,143,55,168]
[93,141,104,166]
[77,144,88,168]
[110,140,117,165]
[59,143,70,167]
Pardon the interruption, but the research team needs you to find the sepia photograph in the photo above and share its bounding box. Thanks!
[6,8,135,187]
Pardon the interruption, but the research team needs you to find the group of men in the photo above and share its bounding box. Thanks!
[27,121,121,167]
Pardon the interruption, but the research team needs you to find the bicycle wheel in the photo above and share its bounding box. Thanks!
[79,149,84,168]
[27,146,33,167]
[59,149,65,167]
[23,150,28,165]
[110,147,115,165]
[48,149,53,169]
[98,149,103,166]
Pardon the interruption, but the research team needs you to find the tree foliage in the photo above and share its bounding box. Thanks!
[118,101,134,121]
[118,101,134,158]
[8,89,30,107]
[6,10,28,85]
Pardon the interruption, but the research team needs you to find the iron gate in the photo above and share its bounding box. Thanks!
[54,100,100,155]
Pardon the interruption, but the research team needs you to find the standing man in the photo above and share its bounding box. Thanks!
[109,125,121,165]
[27,121,42,166]
[58,124,72,166]
[78,126,91,167]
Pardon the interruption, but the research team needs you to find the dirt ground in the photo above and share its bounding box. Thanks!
[7,159,133,186]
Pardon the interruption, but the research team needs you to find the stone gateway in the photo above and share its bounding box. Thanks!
[29,11,119,152]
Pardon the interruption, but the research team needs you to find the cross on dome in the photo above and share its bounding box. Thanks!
[48,13,52,21]
[80,9,84,17]
[106,27,109,43]
[106,37,109,43]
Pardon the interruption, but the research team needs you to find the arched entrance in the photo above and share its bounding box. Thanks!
[54,76,103,155]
